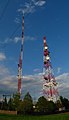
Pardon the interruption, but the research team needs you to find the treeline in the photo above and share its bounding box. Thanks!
[0,92,69,115]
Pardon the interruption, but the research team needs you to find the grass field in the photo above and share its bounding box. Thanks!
[0,113,69,120]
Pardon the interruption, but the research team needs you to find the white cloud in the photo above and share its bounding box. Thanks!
[0,75,17,89]
[22,73,43,99]
[22,73,43,86]
[0,66,15,87]
[33,68,40,72]
[14,18,20,24]
[0,65,17,98]
[0,35,36,46]
[33,0,46,6]
[22,72,69,99]
[14,37,21,43]
[1,37,21,44]
[0,52,6,61]
[56,73,69,98]
[57,67,61,74]
[13,36,36,43]
[18,0,46,15]
[56,73,69,81]
[0,66,69,100]
[18,5,35,14]
[0,38,13,44]
[25,36,36,41]
[0,39,8,44]
[0,66,9,75]
[0,70,43,99]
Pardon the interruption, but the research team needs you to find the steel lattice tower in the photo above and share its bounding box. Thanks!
[43,37,59,102]
[17,15,24,95]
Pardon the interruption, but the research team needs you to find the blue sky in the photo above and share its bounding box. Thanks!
[0,0,69,100]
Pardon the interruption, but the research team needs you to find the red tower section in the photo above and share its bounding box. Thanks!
[43,37,59,102]
[18,16,24,95]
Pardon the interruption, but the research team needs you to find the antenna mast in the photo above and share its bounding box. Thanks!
[18,14,24,95]
[43,37,59,102]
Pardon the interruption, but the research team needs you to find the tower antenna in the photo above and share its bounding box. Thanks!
[17,14,24,95]
[43,37,60,102]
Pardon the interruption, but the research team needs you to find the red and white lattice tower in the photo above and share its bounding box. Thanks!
[17,15,24,95]
[43,37,59,102]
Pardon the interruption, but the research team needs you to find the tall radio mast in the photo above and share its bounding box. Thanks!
[17,14,24,95]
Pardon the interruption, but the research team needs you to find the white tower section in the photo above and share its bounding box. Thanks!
[43,37,59,102]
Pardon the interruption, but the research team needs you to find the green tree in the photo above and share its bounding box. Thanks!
[13,93,21,111]
[0,102,2,110]
[48,101,56,113]
[36,96,48,113]
[3,97,8,110]
[56,99,63,111]
[60,96,69,110]
[24,92,33,103]
[8,97,14,110]
[18,92,33,114]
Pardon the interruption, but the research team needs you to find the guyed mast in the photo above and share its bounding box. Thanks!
[17,14,24,95]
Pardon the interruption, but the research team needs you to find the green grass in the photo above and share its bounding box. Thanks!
[0,113,69,120]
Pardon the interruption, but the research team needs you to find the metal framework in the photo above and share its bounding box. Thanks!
[43,37,59,102]
[17,15,24,95]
